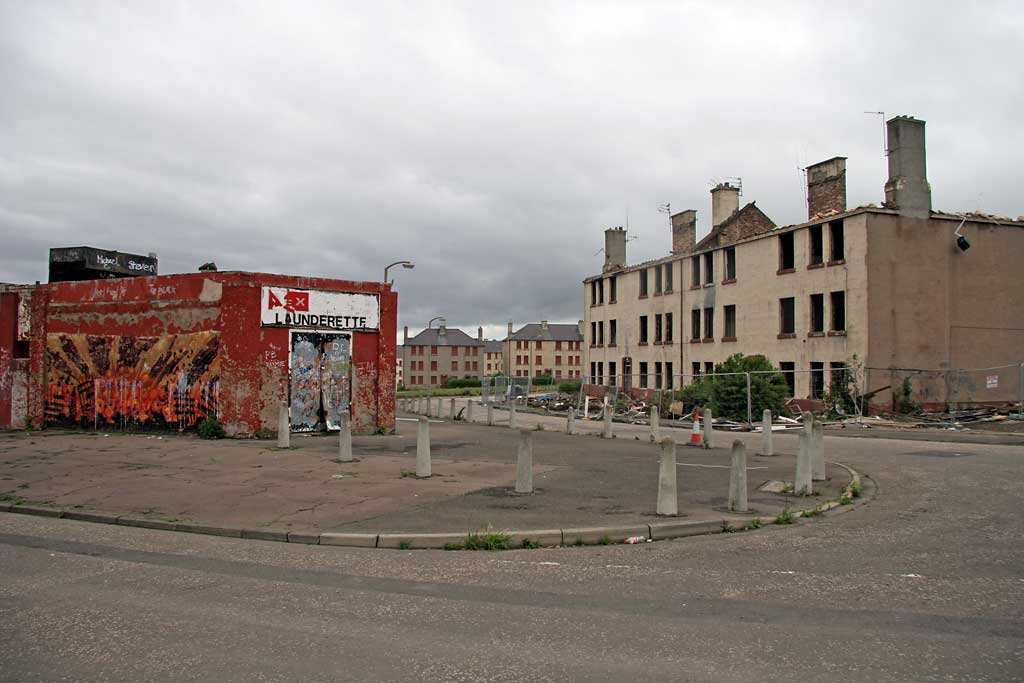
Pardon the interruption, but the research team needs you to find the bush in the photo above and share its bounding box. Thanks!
[558,380,582,394]
[705,354,787,421]
[198,416,226,439]
[445,377,481,389]
[531,375,554,386]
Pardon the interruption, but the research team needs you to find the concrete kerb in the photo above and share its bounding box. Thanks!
[0,463,869,549]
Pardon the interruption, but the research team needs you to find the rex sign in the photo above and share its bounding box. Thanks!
[260,287,380,331]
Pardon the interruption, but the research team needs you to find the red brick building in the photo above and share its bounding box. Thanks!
[0,271,397,436]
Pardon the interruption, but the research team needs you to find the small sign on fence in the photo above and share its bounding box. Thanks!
[986,375,999,389]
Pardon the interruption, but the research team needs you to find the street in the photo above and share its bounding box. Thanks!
[1,430,1022,682]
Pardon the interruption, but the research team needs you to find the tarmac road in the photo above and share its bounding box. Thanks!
[1,431,1022,682]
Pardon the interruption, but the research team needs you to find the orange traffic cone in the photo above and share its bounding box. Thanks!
[688,407,703,446]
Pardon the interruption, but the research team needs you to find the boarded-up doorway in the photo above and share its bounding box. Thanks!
[289,332,351,432]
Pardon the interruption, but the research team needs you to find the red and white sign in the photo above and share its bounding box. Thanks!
[260,287,379,331]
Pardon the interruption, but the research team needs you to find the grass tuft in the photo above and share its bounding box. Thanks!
[775,507,796,525]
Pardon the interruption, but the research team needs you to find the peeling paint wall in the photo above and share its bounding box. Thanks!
[8,271,396,436]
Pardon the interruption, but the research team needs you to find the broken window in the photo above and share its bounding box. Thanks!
[809,225,823,266]
[666,362,674,389]
[830,220,845,261]
[590,362,596,383]
[639,268,648,297]
[831,362,847,394]
[609,361,617,387]
[691,309,701,340]
[810,293,824,333]
[665,312,673,343]
[703,307,714,339]
[590,322,597,346]
[609,319,617,346]
[598,278,604,304]
[639,315,649,344]
[704,362,714,376]
[655,362,663,389]
[724,247,736,281]
[810,362,825,398]
[609,275,617,303]
[654,264,663,294]
[831,291,846,331]
[691,255,700,288]
[780,297,795,335]
[664,261,674,292]
[598,321,604,346]
[703,252,714,284]
[779,233,795,271]
[639,362,648,389]
[655,314,663,343]
[590,280,598,306]
[597,362,603,385]
[692,362,701,378]
[780,362,796,397]
[724,304,736,339]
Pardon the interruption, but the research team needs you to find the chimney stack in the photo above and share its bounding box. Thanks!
[806,157,847,219]
[403,325,409,344]
[438,319,446,337]
[477,326,483,341]
[603,227,627,272]
[671,209,697,254]
[507,320,513,337]
[711,183,740,227]
[540,320,548,330]
[884,115,931,218]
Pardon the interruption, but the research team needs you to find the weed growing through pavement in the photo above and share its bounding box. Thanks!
[521,538,540,549]
[849,481,863,498]
[775,507,796,525]
[745,518,764,530]
[721,521,737,533]
[840,494,853,505]
[400,469,416,478]
[802,506,823,518]
[598,535,611,545]
[398,541,412,550]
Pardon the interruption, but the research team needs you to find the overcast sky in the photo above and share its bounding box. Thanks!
[2,1,1021,340]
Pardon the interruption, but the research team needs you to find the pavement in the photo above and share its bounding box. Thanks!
[0,422,1021,681]
[0,408,851,541]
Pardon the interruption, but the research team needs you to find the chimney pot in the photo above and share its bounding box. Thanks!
[884,115,931,218]
[710,183,740,228]
[671,210,697,254]
[806,157,847,219]
[603,227,627,272]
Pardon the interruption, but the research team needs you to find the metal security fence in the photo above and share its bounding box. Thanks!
[576,362,1024,426]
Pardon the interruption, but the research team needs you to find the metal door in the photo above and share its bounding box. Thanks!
[289,332,350,432]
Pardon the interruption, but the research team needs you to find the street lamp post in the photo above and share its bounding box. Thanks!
[384,260,415,285]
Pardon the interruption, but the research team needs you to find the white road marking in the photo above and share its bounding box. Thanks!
[397,417,445,423]
[677,463,768,470]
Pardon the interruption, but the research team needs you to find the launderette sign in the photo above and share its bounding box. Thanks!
[260,287,380,331]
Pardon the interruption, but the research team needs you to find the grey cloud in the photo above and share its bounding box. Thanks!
[1,1,1021,333]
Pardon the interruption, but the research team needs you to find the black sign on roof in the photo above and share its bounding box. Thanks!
[48,247,159,283]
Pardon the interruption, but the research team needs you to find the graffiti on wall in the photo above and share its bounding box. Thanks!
[45,332,220,430]
[289,332,350,432]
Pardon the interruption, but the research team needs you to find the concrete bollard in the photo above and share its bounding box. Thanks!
[487,403,495,426]
[703,408,713,449]
[728,440,748,513]
[449,397,456,420]
[650,406,661,443]
[515,429,533,494]
[566,410,575,435]
[434,397,442,418]
[416,416,431,478]
[760,408,774,456]
[657,437,678,516]
[277,401,290,449]
[602,403,613,438]
[509,401,517,429]
[338,415,353,463]
[794,412,813,495]
[466,400,474,423]
[812,417,826,481]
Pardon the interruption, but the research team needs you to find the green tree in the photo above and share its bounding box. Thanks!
[706,354,787,421]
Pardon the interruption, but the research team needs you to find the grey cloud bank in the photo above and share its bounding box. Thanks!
[1,1,1021,334]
